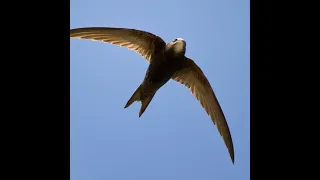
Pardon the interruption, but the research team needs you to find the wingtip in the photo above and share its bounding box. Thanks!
[230,152,235,165]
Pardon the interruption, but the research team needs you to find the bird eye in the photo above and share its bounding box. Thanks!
[174,38,178,42]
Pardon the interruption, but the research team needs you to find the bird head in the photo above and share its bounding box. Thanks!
[167,38,186,56]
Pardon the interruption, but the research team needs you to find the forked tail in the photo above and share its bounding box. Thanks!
[124,84,156,117]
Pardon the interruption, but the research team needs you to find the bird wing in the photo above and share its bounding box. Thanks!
[70,27,166,63]
[172,57,234,163]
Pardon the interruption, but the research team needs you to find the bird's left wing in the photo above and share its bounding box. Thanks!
[171,57,235,164]
[70,27,166,63]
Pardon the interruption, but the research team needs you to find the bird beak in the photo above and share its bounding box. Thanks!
[176,38,184,41]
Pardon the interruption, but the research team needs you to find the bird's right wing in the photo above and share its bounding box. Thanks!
[70,27,167,63]
[172,57,234,164]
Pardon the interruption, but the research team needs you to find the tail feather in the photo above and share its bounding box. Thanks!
[139,93,155,117]
[124,84,156,117]
[124,85,142,108]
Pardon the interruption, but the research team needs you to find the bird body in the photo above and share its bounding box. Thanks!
[70,27,235,164]
[128,38,188,117]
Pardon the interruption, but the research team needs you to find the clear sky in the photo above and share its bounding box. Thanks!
[70,0,250,179]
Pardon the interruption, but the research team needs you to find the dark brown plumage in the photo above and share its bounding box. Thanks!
[70,27,235,164]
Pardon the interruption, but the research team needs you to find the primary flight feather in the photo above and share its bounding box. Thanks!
[70,27,235,164]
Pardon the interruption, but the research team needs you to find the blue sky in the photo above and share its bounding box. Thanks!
[70,0,250,179]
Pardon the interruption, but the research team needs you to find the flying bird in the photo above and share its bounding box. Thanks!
[70,27,235,164]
